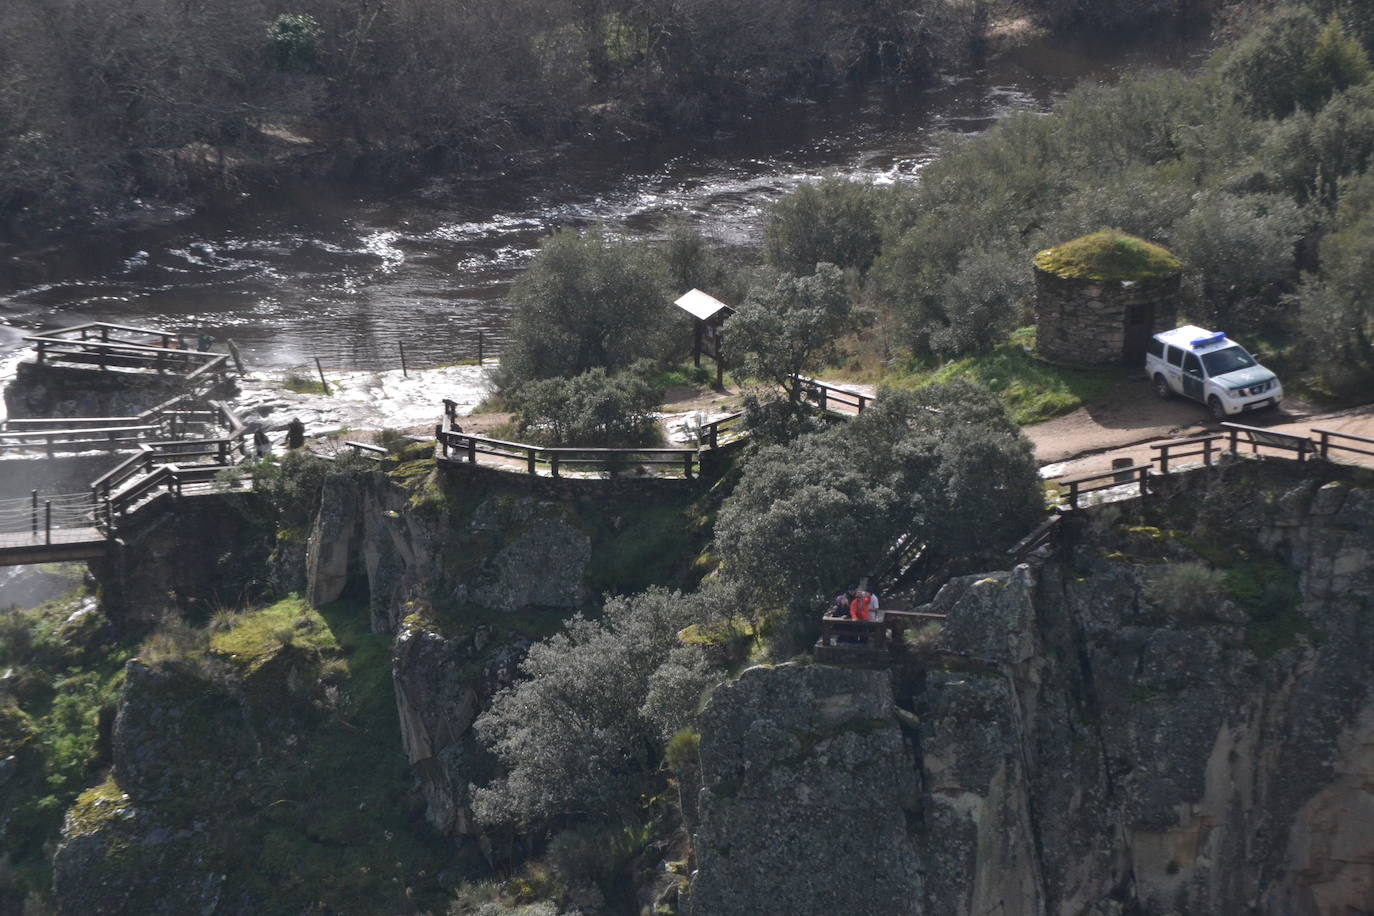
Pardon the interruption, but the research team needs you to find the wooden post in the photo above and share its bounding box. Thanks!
[1228,428,1239,456]
[709,424,719,451]
[684,452,694,480]
[1138,466,1148,497]
[436,425,446,458]
[1319,430,1329,459]
[550,453,561,478]
[314,357,331,395]
[1159,447,1169,476]
[226,339,246,376]
[398,341,408,378]
[44,501,51,545]
[1203,437,1212,467]
[526,447,536,475]
[1068,480,1080,510]
[31,490,38,537]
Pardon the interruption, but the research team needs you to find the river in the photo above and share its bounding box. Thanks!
[0,30,1210,374]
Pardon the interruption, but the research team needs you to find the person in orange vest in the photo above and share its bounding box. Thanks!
[849,589,872,621]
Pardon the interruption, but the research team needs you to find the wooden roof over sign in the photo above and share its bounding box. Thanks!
[673,288,734,322]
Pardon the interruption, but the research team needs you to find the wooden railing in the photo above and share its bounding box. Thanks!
[1061,464,1150,510]
[22,321,229,383]
[88,400,251,530]
[1151,423,1316,474]
[700,411,745,450]
[795,375,873,415]
[1221,421,1314,462]
[0,393,228,457]
[1314,428,1374,461]
[0,425,161,455]
[815,610,946,660]
[437,429,698,479]
[1008,514,1065,562]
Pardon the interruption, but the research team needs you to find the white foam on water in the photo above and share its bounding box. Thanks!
[235,362,493,438]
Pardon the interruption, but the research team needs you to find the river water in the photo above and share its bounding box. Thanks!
[0,31,1209,373]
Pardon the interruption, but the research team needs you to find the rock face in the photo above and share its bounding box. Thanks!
[303,471,593,631]
[52,659,253,915]
[91,492,274,627]
[691,466,1374,915]
[690,663,923,915]
[391,617,527,836]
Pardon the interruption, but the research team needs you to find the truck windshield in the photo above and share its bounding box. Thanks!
[1201,346,1256,376]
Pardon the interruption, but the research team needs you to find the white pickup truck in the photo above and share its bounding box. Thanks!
[1145,325,1283,421]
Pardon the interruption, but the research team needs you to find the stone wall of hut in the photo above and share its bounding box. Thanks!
[1034,267,1180,366]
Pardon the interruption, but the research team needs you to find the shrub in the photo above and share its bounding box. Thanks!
[1299,169,1374,392]
[764,177,885,275]
[507,364,661,447]
[1168,192,1307,333]
[266,14,322,74]
[1143,561,1230,621]
[715,380,1041,634]
[1259,82,1374,205]
[724,263,854,399]
[497,229,673,389]
[1222,8,1370,117]
[472,588,727,830]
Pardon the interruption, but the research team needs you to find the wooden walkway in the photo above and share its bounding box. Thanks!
[0,528,108,566]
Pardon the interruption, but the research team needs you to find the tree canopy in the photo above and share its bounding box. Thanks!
[714,380,1042,629]
[497,229,674,389]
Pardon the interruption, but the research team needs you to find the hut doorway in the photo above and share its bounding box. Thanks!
[1123,303,1155,364]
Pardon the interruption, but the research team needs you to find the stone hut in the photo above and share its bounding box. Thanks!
[1033,229,1182,366]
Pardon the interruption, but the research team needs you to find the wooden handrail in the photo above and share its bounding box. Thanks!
[1062,464,1149,510]
[794,375,873,414]
[21,337,217,360]
[30,321,185,340]
[1314,427,1374,460]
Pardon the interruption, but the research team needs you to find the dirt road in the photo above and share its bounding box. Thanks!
[1027,377,1374,479]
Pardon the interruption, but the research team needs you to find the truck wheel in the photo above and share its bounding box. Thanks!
[1208,396,1227,422]
[1153,374,1171,400]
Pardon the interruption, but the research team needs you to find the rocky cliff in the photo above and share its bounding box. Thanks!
[690,462,1374,915]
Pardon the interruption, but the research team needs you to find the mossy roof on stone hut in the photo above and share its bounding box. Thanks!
[1033,229,1181,282]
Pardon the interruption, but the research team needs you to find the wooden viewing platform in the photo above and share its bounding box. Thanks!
[814,609,947,665]
[20,322,232,386]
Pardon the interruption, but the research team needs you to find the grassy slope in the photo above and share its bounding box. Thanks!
[883,327,1118,425]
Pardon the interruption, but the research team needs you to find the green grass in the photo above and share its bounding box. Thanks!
[281,372,328,395]
[0,589,135,905]
[648,362,713,393]
[1035,229,1181,281]
[209,597,337,667]
[890,327,1117,425]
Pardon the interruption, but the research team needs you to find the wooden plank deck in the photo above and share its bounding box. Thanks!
[0,528,108,566]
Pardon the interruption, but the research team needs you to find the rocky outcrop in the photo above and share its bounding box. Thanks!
[51,659,254,915]
[690,663,922,915]
[91,492,274,627]
[691,466,1374,916]
[304,470,593,631]
[391,617,527,836]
